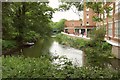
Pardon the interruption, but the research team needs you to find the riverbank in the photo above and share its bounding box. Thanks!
[55,33,115,67]
[2,35,120,78]
[2,40,35,56]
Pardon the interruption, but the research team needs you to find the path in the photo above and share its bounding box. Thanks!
[61,32,90,40]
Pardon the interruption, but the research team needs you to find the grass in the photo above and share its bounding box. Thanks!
[55,33,89,49]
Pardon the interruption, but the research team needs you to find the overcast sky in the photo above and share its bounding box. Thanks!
[48,0,83,22]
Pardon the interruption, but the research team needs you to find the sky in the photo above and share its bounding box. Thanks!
[48,0,83,22]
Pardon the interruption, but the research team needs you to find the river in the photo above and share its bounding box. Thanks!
[21,37,120,69]
[21,37,84,66]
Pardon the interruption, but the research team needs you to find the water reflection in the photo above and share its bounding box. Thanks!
[49,41,84,67]
[21,37,120,69]
[22,37,53,57]
[22,37,84,66]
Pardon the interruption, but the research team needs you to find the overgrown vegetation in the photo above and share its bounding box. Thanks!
[55,27,113,67]
[55,33,89,49]
[2,40,17,51]
[85,27,113,67]
[2,56,120,78]
[2,2,54,51]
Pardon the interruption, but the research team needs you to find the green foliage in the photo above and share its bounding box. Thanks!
[89,27,106,43]
[2,40,17,50]
[51,19,66,33]
[86,2,113,23]
[55,34,88,49]
[2,2,54,45]
[23,31,39,42]
[85,27,112,67]
[2,56,119,78]
[56,31,112,67]
[92,16,103,22]
[86,2,103,14]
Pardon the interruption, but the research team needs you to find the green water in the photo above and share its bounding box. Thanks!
[21,37,53,57]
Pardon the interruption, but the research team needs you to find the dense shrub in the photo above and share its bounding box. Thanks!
[2,56,120,78]
[89,27,106,43]
[2,40,17,50]
[84,27,113,67]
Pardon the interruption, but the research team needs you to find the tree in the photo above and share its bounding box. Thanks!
[2,2,54,45]
[58,0,83,19]
[86,2,113,26]
[51,19,66,33]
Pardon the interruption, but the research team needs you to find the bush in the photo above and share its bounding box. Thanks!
[2,56,120,78]
[89,27,106,43]
[2,40,17,50]
[84,27,113,67]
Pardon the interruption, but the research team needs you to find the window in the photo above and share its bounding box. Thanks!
[87,14,89,18]
[87,16,89,18]
[108,23,112,36]
[115,1,120,14]
[115,20,120,38]
[86,22,89,25]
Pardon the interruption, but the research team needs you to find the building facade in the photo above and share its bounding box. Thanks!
[64,20,82,35]
[64,1,120,59]
[64,2,96,36]
[104,1,120,59]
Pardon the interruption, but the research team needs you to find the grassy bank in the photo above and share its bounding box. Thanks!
[2,56,119,78]
[55,33,89,49]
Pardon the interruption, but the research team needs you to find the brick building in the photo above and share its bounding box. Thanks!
[103,1,120,59]
[64,2,96,36]
[64,0,120,59]
[64,20,82,35]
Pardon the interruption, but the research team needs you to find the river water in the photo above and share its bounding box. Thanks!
[21,38,84,66]
[21,37,120,68]
[50,41,84,66]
